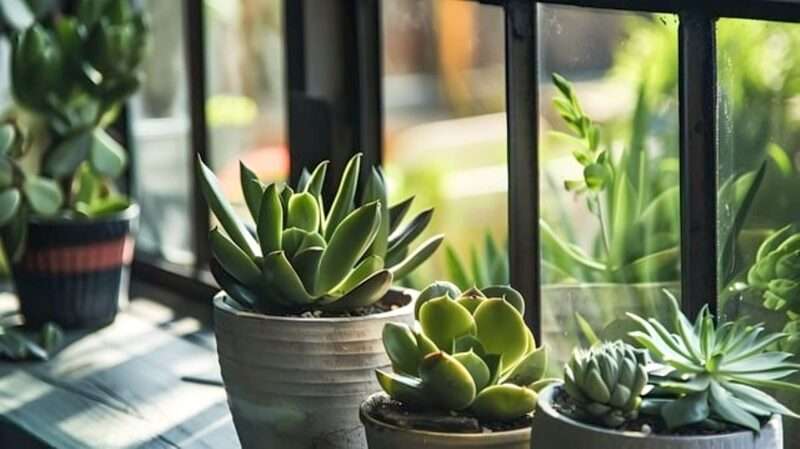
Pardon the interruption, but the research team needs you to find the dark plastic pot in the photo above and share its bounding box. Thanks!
[12,205,139,329]
[531,385,784,449]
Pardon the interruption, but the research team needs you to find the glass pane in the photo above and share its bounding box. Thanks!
[205,0,288,221]
[538,6,679,370]
[382,0,508,289]
[716,18,800,436]
[130,0,193,265]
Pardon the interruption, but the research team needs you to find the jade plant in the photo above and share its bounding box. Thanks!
[377,283,556,422]
[747,225,800,352]
[563,341,651,428]
[628,292,800,431]
[197,153,443,314]
[8,0,148,219]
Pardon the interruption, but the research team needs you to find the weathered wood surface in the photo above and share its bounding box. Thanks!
[0,292,240,449]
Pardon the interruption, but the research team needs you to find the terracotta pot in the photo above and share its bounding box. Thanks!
[531,385,784,449]
[360,393,530,449]
[13,204,138,329]
[214,288,416,449]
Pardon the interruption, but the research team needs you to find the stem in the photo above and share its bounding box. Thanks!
[594,194,612,267]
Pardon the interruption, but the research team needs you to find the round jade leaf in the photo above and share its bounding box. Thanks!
[470,384,537,421]
[22,176,63,215]
[415,281,461,319]
[419,296,476,353]
[453,351,491,392]
[482,285,525,315]
[473,299,528,370]
[0,188,21,226]
[419,352,476,411]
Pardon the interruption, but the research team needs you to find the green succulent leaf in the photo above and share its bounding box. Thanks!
[471,384,537,421]
[419,352,476,411]
[89,129,126,178]
[501,345,548,386]
[44,131,92,178]
[376,370,430,407]
[388,196,414,234]
[0,124,17,156]
[258,184,283,254]
[453,350,491,392]
[362,167,389,260]
[481,285,525,315]
[23,176,63,215]
[209,228,261,290]
[419,296,476,353]
[473,299,529,371]
[287,192,320,233]
[414,281,461,320]
[317,269,391,312]
[240,163,265,221]
[333,255,383,295]
[315,201,381,295]
[383,322,423,376]
[389,234,444,280]
[324,153,361,239]
[262,250,314,305]
[0,189,21,226]
[303,160,329,200]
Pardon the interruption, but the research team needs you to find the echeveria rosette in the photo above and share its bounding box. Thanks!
[197,153,444,314]
[563,341,651,428]
[628,291,800,432]
[377,283,556,422]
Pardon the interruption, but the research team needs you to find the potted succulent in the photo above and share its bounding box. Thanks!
[360,282,557,449]
[196,152,443,449]
[0,0,148,329]
[532,293,799,449]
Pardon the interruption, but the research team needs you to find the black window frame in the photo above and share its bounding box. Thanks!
[128,0,800,340]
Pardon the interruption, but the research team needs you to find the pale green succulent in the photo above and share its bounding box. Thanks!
[197,153,443,314]
[377,283,556,422]
[629,291,800,431]
[563,341,650,428]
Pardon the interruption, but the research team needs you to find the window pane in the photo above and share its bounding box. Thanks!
[130,0,193,265]
[716,18,800,435]
[382,0,508,289]
[205,0,288,221]
[538,6,679,369]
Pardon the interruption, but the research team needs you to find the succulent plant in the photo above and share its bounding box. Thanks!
[377,283,556,422]
[628,291,800,431]
[0,121,63,261]
[8,0,148,218]
[197,153,444,314]
[563,341,651,428]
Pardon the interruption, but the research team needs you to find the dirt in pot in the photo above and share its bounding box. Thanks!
[366,393,533,434]
[552,386,766,437]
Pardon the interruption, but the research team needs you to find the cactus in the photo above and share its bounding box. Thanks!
[377,283,556,422]
[197,153,444,313]
[628,291,800,431]
[563,341,650,428]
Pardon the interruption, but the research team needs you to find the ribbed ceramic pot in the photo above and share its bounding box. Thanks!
[359,393,530,449]
[13,204,138,329]
[214,287,416,449]
[531,385,783,449]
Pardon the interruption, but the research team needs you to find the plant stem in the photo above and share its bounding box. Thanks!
[594,194,612,266]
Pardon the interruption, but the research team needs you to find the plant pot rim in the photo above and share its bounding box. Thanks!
[213,286,417,323]
[542,281,679,290]
[359,392,531,442]
[27,203,140,225]
[536,384,780,442]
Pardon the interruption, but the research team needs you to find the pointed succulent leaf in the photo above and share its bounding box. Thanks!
[317,269,392,312]
[209,259,259,311]
[23,176,63,215]
[196,156,259,258]
[414,331,439,357]
[258,184,283,254]
[292,247,324,292]
[388,196,414,234]
[296,168,311,191]
[414,280,461,319]
[473,299,529,370]
[376,370,430,407]
[287,192,320,232]
[304,160,329,199]
[210,228,261,289]
[0,189,21,227]
[240,163,265,220]
[315,201,381,295]
[324,153,361,239]
[362,167,389,259]
[383,322,422,376]
[389,234,444,280]
[419,296,476,353]
[470,384,537,421]
[444,245,471,289]
[453,351,491,392]
[387,208,433,252]
[262,250,314,305]
[333,255,383,295]
[419,352,476,411]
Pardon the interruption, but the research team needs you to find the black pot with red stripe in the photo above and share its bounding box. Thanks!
[12,205,139,329]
